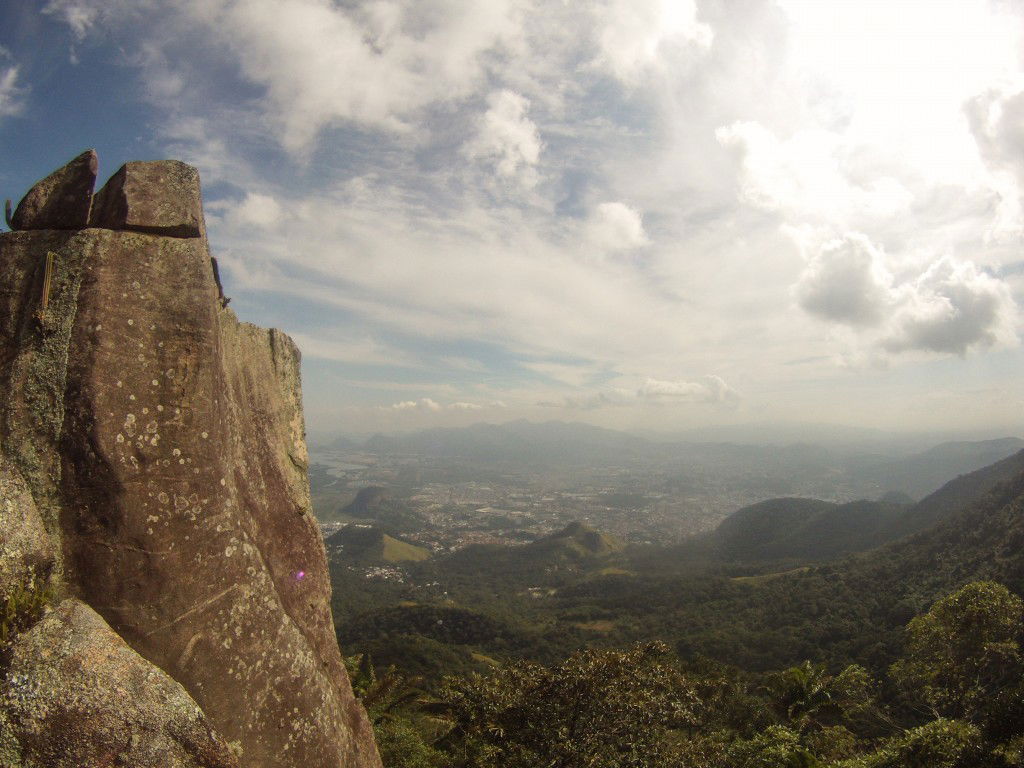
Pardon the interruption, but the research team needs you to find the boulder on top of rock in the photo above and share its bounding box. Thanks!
[10,150,97,231]
[90,160,203,238]
[1,599,240,768]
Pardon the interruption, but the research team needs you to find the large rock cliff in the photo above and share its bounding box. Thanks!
[0,152,381,768]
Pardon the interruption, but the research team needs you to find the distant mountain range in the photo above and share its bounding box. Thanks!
[359,420,649,465]
[705,448,1024,564]
[414,445,1024,576]
[846,437,1024,499]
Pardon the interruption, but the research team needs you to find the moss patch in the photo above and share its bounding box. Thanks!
[1,575,54,659]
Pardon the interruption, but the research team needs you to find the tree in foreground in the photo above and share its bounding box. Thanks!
[431,641,701,768]
[347,580,1024,767]
[888,580,1024,767]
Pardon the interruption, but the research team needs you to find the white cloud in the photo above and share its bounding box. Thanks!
[793,233,1018,357]
[716,121,914,224]
[289,331,414,367]
[185,0,523,154]
[776,0,1019,184]
[156,116,242,185]
[386,398,487,412]
[883,259,1017,356]
[592,0,712,84]
[638,375,740,404]
[34,0,1024,434]
[521,360,599,388]
[218,192,284,230]
[540,389,635,410]
[42,0,100,39]
[585,202,650,253]
[464,89,542,186]
[794,234,892,326]
[388,398,443,412]
[0,65,25,119]
[965,83,1024,235]
[212,183,695,370]
[965,85,1024,182]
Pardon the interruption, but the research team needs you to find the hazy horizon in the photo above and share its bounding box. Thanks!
[3,0,1023,436]
[307,416,1024,451]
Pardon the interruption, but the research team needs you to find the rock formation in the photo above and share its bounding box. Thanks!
[89,160,204,237]
[0,152,381,768]
[8,150,97,232]
[3,599,238,768]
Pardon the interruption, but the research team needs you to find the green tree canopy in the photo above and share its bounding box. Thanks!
[432,641,700,768]
[891,580,1023,721]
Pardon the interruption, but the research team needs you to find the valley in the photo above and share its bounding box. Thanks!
[315,424,1024,676]
[311,421,1024,550]
[319,422,1024,766]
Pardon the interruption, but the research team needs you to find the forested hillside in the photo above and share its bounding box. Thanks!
[330,447,1024,767]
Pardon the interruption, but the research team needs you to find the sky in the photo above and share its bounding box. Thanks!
[1,0,1023,439]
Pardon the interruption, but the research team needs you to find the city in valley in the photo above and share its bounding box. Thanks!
[308,421,1024,567]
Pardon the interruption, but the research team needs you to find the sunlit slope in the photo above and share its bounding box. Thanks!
[326,524,430,564]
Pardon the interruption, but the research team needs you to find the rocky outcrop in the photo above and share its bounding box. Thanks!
[2,599,239,768]
[9,150,98,232]
[0,457,54,602]
[90,160,204,237]
[0,153,380,768]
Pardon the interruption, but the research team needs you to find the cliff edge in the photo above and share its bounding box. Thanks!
[0,151,381,768]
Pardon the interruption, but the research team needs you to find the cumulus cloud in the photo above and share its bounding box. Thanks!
[639,376,740,404]
[883,259,1017,356]
[793,233,1017,356]
[966,85,1024,181]
[464,90,543,186]
[592,0,712,84]
[585,202,650,253]
[795,234,892,326]
[965,84,1024,233]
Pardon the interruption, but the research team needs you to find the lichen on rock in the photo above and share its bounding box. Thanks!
[0,458,54,607]
[2,599,239,768]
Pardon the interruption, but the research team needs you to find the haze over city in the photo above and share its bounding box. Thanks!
[2,0,1023,437]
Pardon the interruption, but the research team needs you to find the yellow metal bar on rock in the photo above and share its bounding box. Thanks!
[38,251,55,320]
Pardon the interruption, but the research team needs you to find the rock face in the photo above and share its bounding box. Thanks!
[0,457,54,601]
[90,160,204,237]
[10,150,98,231]
[0,155,381,768]
[2,599,239,768]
